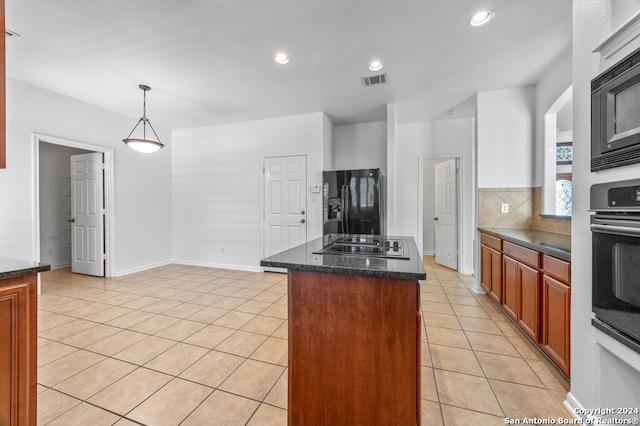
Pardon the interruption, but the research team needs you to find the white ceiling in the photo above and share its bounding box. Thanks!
[4,0,572,130]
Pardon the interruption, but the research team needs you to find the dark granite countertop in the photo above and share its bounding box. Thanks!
[478,228,571,261]
[260,234,426,280]
[0,257,50,280]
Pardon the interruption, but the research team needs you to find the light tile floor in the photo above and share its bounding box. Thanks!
[37,256,571,425]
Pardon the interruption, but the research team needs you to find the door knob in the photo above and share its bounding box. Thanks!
[300,219,306,224]
[301,210,305,215]
[67,218,75,223]
[433,217,439,221]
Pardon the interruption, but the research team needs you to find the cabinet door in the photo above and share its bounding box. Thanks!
[480,245,491,293]
[482,245,502,304]
[542,275,570,375]
[517,263,541,342]
[489,248,502,303]
[0,282,29,426]
[502,256,518,321]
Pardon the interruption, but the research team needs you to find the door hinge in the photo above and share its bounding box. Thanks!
[102,253,107,260]
[102,164,106,170]
[262,166,266,174]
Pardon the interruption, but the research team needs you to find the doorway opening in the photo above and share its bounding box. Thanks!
[418,155,463,272]
[33,134,115,278]
[542,86,573,216]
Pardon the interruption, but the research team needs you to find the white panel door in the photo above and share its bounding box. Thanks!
[264,155,307,258]
[70,153,104,276]
[434,159,458,270]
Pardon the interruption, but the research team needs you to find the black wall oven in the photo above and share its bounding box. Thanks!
[591,179,640,353]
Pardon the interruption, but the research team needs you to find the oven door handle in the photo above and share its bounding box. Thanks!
[591,223,640,236]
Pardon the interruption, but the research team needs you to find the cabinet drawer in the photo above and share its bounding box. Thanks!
[481,233,502,251]
[543,255,571,284]
[503,241,540,268]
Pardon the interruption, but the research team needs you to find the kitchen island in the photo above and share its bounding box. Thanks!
[261,234,426,425]
[0,257,50,426]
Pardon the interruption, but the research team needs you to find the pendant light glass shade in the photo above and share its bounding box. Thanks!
[123,84,165,153]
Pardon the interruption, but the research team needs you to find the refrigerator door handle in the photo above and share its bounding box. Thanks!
[344,184,350,234]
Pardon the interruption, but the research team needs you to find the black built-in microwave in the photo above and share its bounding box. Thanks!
[592,46,640,171]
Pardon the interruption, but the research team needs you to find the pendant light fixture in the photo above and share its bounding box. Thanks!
[122,84,165,153]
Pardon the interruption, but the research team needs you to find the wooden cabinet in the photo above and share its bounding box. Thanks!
[541,255,571,376]
[502,255,518,321]
[480,233,570,376]
[480,234,502,303]
[503,241,541,342]
[288,269,420,425]
[0,275,38,426]
[503,254,540,339]
[517,262,541,341]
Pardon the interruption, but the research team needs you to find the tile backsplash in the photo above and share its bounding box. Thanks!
[478,187,571,235]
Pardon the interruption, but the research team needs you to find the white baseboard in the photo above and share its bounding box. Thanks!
[564,392,584,420]
[115,259,173,277]
[263,267,287,274]
[172,259,262,273]
[50,262,71,270]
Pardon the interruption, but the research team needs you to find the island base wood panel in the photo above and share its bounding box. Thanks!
[0,275,38,426]
[287,270,420,425]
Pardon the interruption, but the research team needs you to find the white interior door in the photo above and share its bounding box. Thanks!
[70,153,105,276]
[434,158,458,270]
[264,155,307,258]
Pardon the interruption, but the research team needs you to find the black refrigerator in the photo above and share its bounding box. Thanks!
[322,168,385,236]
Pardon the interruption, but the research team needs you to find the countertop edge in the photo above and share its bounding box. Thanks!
[478,227,571,262]
[260,234,427,281]
[260,260,426,281]
[0,264,51,280]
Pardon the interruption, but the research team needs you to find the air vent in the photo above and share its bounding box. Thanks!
[5,29,21,38]
[592,45,640,92]
[362,73,387,87]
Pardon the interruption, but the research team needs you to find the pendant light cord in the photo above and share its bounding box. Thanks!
[142,88,147,139]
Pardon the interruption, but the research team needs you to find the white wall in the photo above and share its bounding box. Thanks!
[611,0,640,28]
[171,112,328,270]
[557,98,573,132]
[395,118,474,274]
[569,0,640,416]
[332,121,387,173]
[0,79,172,274]
[39,143,91,268]
[323,115,334,170]
[477,87,536,188]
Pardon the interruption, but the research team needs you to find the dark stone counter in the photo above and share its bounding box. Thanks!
[260,234,426,280]
[478,227,571,261]
[0,257,51,280]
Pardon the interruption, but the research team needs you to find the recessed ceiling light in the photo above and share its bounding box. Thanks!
[368,60,383,72]
[469,10,495,27]
[274,53,290,65]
